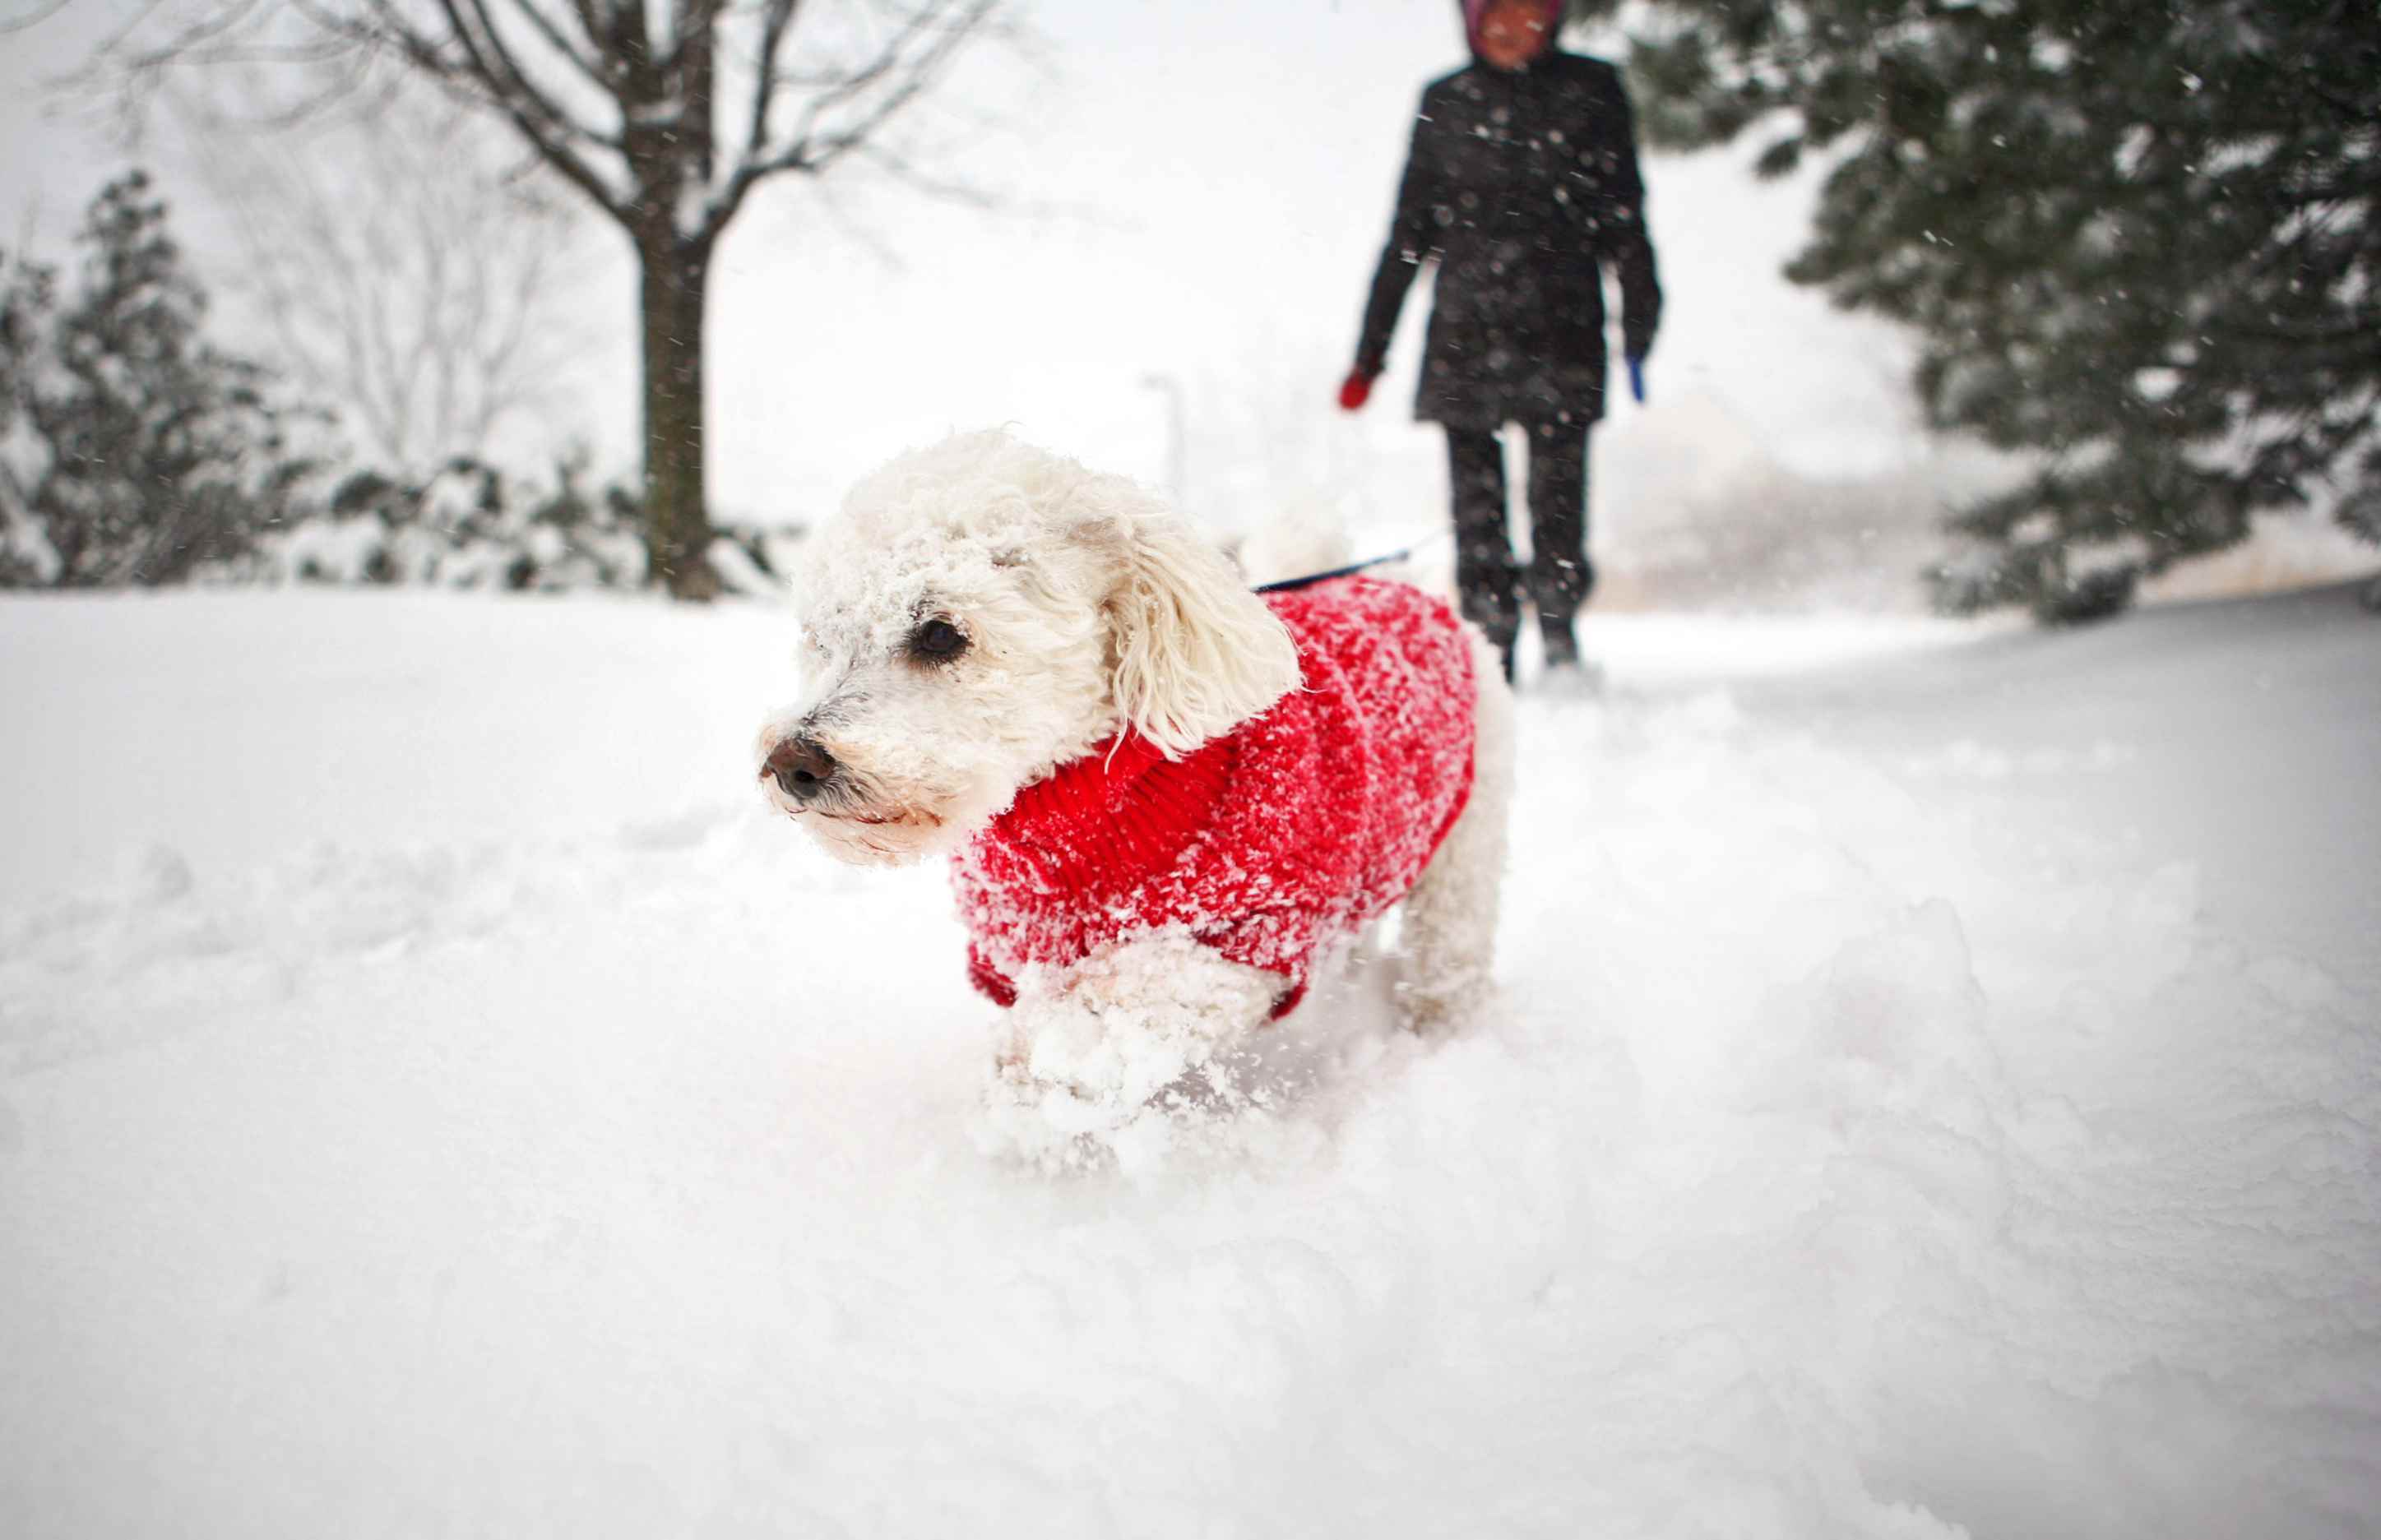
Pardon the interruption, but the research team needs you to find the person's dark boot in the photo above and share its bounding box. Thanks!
[1536,616,1603,697]
[1540,617,1580,670]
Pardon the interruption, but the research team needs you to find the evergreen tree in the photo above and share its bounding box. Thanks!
[1601,0,2381,622]
[0,252,58,586]
[0,172,308,587]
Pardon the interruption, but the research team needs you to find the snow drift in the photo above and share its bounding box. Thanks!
[1,584,2375,1538]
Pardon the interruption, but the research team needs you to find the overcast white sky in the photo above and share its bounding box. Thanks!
[2,0,1942,534]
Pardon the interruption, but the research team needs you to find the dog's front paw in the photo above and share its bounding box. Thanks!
[974,935,1284,1172]
[1013,993,1210,1109]
[979,1053,1185,1174]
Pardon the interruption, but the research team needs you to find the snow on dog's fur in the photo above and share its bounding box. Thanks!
[757,432,1298,867]
[757,429,1513,1163]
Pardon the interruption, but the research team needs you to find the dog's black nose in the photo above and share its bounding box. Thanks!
[763,737,839,801]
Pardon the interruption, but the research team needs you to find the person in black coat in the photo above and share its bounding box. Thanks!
[1341,0,1662,682]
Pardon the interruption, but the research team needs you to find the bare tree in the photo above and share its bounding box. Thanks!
[188,86,584,473]
[69,0,1005,597]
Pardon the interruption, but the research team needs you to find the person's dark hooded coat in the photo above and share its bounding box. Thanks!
[1355,39,1662,430]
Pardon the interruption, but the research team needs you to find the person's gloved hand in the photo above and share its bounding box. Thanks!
[1338,369,1376,412]
[1626,354,1647,405]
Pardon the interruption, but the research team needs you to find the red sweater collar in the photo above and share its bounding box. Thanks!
[981,730,1238,894]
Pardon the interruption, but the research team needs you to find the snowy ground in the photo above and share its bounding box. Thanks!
[2,582,2377,1538]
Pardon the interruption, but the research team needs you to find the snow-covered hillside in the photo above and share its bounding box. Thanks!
[2,584,2376,1538]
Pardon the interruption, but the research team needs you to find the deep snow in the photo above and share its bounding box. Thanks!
[2,583,2377,1538]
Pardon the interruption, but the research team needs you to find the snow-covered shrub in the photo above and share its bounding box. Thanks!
[271,456,645,592]
[257,451,804,595]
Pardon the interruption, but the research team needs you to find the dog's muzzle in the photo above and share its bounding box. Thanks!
[761,736,841,803]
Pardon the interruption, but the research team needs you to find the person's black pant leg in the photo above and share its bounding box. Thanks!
[1444,426,1518,664]
[1525,422,1593,648]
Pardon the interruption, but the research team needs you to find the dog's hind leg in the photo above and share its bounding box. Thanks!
[1397,631,1516,1033]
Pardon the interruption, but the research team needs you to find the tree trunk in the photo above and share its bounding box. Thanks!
[637,233,718,600]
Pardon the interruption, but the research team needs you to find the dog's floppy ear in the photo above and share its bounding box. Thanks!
[1097,503,1301,757]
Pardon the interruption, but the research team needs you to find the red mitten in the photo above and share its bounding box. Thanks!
[1338,371,1374,411]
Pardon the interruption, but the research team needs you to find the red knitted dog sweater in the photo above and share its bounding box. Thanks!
[952,576,1479,1018]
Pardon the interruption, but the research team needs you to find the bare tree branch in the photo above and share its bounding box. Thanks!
[847,141,994,209]
[1,0,76,36]
[497,0,619,102]
[734,0,800,188]
[706,0,994,239]
[189,82,585,469]
[336,0,632,219]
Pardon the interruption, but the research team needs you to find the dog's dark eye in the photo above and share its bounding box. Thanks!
[908,617,970,662]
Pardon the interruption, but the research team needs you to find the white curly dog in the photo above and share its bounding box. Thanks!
[757,430,1512,1157]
